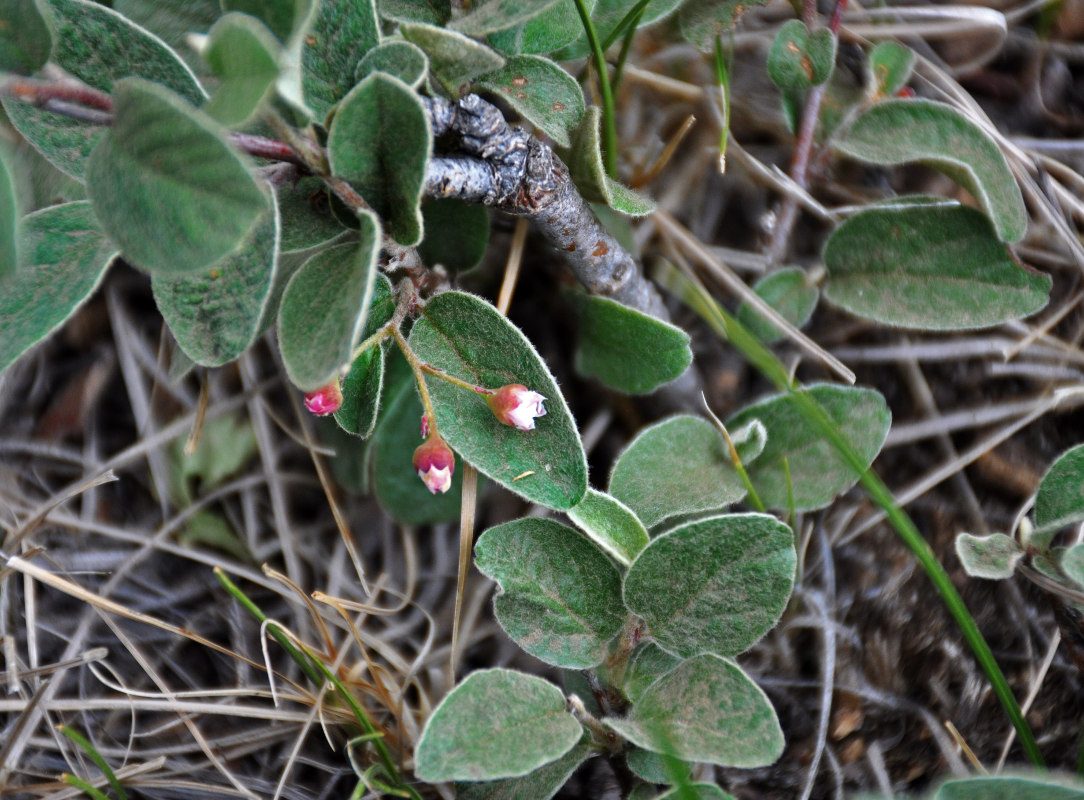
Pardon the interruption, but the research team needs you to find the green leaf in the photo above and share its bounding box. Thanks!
[1035,444,1084,535]
[625,747,693,786]
[408,291,588,510]
[334,274,395,437]
[475,518,626,668]
[0,202,116,374]
[737,267,819,344]
[204,12,281,127]
[554,0,683,59]
[4,0,204,181]
[1062,543,1084,589]
[656,785,736,800]
[474,55,585,148]
[414,669,582,781]
[608,415,746,529]
[276,215,381,391]
[936,777,1084,800]
[377,0,450,25]
[169,412,257,505]
[568,488,650,566]
[570,292,692,394]
[727,383,891,511]
[449,0,561,36]
[954,533,1023,580]
[327,72,430,246]
[113,0,221,48]
[0,149,17,277]
[0,0,52,74]
[623,513,796,658]
[622,642,680,702]
[456,734,591,800]
[559,107,654,215]
[678,0,768,50]
[868,41,914,99]
[153,200,278,366]
[605,654,784,767]
[401,22,505,96]
[221,0,308,42]
[276,177,346,253]
[488,0,594,56]
[767,20,836,90]
[355,39,428,89]
[823,202,1050,330]
[85,78,270,276]
[417,199,490,272]
[301,0,379,120]
[835,99,1027,242]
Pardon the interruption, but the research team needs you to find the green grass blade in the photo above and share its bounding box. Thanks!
[59,726,128,800]
[62,773,112,800]
[572,0,618,179]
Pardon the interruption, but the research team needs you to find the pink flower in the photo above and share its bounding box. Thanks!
[304,379,343,416]
[413,435,455,494]
[487,384,547,431]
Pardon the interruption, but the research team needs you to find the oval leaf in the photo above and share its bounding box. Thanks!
[727,383,891,511]
[622,642,681,703]
[204,12,281,127]
[835,99,1027,242]
[570,291,692,394]
[414,669,582,781]
[1035,443,1084,535]
[568,488,650,566]
[1,202,117,374]
[301,0,379,119]
[954,532,1023,580]
[417,198,490,272]
[401,22,505,96]
[824,202,1050,330]
[86,78,270,276]
[489,0,593,56]
[0,149,17,276]
[626,747,693,786]
[153,200,279,366]
[624,513,796,658]
[276,176,347,253]
[559,107,654,215]
[0,0,52,74]
[327,72,430,246]
[679,0,768,50]
[408,291,588,510]
[277,214,380,391]
[334,274,394,437]
[475,518,626,668]
[474,55,585,148]
[456,734,591,800]
[768,20,836,90]
[1062,543,1084,589]
[605,654,784,768]
[609,415,746,529]
[737,267,819,344]
[377,0,451,25]
[936,777,1084,800]
[449,0,561,36]
[355,39,428,88]
[868,41,915,99]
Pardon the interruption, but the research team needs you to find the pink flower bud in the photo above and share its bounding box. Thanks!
[420,413,430,439]
[413,435,455,494]
[304,379,343,416]
[487,384,547,431]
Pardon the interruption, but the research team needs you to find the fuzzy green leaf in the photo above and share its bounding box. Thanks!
[1035,444,1084,535]
[371,366,464,524]
[767,20,836,90]
[678,0,768,50]
[417,198,490,272]
[378,0,450,24]
[355,39,429,89]
[276,177,346,253]
[153,201,278,366]
[408,291,588,510]
[401,22,505,96]
[1062,544,1084,589]
[277,215,380,391]
[624,513,796,658]
[727,383,891,511]
[1,202,117,374]
[4,0,204,181]
[327,72,430,246]
[625,748,693,786]
[936,777,1084,800]
[823,202,1050,330]
[0,0,52,74]
[334,274,395,437]
[608,415,746,529]
[474,55,585,148]
[449,0,561,35]
[554,0,682,60]
[954,533,1023,581]
[560,107,654,215]
[0,149,17,276]
[221,0,308,42]
[475,518,626,668]
[414,669,582,781]
[301,0,379,119]
[622,642,680,702]
[489,0,594,56]
[835,99,1027,242]
[737,267,819,344]
[112,0,221,47]
[869,41,914,98]
[85,79,269,276]
[456,734,591,800]
[606,654,784,767]
[570,292,691,394]
[204,12,281,127]
[568,488,650,566]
